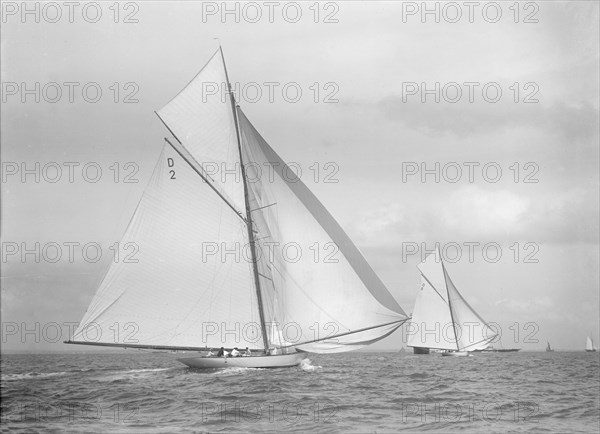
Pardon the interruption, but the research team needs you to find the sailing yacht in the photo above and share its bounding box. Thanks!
[586,336,597,352]
[546,342,554,352]
[65,47,408,368]
[406,248,497,357]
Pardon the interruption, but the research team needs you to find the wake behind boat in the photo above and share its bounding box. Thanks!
[65,47,408,368]
[441,351,471,357]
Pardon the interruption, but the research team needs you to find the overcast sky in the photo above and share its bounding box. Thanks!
[1,1,598,352]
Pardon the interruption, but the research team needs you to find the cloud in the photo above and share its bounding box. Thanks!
[441,186,530,236]
[353,184,598,246]
[378,97,599,139]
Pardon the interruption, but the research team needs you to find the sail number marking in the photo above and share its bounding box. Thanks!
[167,157,175,179]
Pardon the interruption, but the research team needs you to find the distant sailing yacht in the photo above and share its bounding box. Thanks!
[586,336,597,352]
[546,342,554,352]
[65,47,409,368]
[406,248,497,357]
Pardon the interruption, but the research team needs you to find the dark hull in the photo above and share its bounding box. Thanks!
[412,347,430,355]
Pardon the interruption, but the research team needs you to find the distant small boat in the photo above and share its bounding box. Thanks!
[586,336,597,352]
[546,341,554,352]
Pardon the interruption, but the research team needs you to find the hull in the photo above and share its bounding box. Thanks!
[442,351,470,357]
[585,349,597,352]
[412,347,430,355]
[177,352,307,369]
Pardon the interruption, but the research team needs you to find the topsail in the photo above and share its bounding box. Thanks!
[69,47,407,355]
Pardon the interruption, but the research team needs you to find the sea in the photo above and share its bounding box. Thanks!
[1,351,599,433]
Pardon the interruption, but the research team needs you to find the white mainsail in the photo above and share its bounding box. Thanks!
[70,47,407,354]
[407,248,497,352]
[238,109,407,352]
[586,336,596,351]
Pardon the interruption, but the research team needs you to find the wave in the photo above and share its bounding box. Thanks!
[299,358,321,371]
[212,367,266,376]
[1,371,68,381]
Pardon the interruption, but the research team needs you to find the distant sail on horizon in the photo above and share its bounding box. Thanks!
[586,336,597,352]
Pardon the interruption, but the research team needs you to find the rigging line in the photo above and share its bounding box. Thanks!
[250,203,277,212]
[441,261,460,351]
[161,136,247,224]
[220,45,269,352]
[258,272,273,281]
[462,335,498,351]
[279,319,408,350]
[64,340,265,352]
[419,270,448,304]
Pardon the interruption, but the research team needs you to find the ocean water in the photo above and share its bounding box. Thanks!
[1,351,599,433]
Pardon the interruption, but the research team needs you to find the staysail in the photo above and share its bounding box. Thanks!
[72,146,262,349]
[407,248,497,351]
[69,47,407,354]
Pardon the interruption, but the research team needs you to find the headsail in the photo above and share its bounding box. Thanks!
[407,248,497,351]
[237,108,407,353]
[156,48,246,215]
[407,251,456,351]
[72,146,264,349]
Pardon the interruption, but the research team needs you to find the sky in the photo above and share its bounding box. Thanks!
[1,1,599,352]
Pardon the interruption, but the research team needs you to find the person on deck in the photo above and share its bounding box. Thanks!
[243,347,251,357]
[206,349,215,357]
[216,347,225,357]
[231,347,240,357]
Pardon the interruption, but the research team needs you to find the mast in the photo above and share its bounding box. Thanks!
[220,46,270,352]
[442,260,461,351]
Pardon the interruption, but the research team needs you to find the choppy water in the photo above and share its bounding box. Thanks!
[1,351,599,433]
